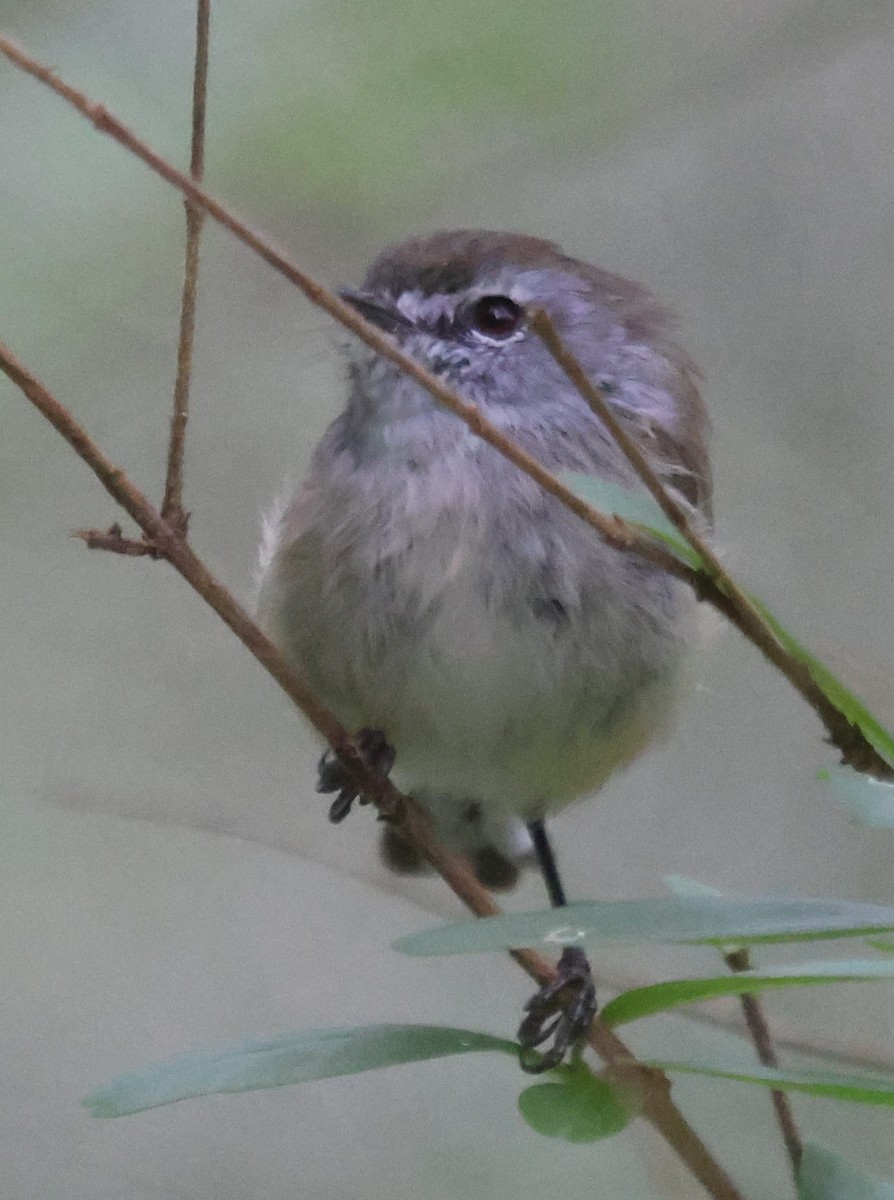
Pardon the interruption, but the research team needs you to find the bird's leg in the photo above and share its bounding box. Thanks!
[316,728,395,823]
[517,818,597,1073]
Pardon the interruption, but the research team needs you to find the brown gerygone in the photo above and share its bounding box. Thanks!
[257,230,711,1067]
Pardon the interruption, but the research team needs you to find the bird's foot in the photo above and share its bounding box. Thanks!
[517,947,597,1073]
[316,728,395,824]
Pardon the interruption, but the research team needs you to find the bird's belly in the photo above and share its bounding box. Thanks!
[301,553,685,820]
[389,626,678,819]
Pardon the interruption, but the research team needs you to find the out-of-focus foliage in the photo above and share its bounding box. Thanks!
[223,0,628,210]
[799,1142,894,1200]
[85,1024,515,1117]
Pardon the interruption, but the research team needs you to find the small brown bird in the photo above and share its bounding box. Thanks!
[258,231,711,1067]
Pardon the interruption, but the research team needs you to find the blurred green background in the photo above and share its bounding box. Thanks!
[2,1,894,1196]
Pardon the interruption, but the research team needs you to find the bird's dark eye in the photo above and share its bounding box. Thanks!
[468,295,523,340]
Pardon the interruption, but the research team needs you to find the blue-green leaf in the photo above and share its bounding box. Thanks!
[601,959,894,1027]
[561,472,702,568]
[518,1062,639,1143]
[822,766,894,830]
[799,1142,894,1199]
[663,875,725,899]
[642,1060,894,1107]
[84,1024,516,1117]
[663,875,747,956]
[394,896,894,958]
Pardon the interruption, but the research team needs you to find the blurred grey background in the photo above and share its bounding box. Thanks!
[2,1,894,1197]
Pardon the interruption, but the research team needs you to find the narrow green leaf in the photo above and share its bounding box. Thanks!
[394,896,894,958]
[799,1142,894,1199]
[642,1060,894,1107]
[601,959,894,1027]
[518,1062,639,1143]
[866,938,894,954]
[822,766,894,830]
[84,1024,516,1117]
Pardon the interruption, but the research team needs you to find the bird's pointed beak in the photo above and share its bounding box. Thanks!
[338,288,413,336]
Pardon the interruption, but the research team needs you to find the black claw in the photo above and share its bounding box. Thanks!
[517,947,597,1073]
[316,728,395,824]
[327,791,355,824]
[316,753,347,795]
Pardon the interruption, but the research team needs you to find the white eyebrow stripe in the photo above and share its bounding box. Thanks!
[395,289,458,325]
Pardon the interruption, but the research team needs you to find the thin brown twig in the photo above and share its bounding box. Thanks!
[0,338,744,1200]
[1,31,888,786]
[529,308,726,575]
[160,0,210,534]
[74,522,158,556]
[725,949,803,1181]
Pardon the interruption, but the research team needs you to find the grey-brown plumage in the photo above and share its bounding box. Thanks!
[258,230,711,879]
[365,230,710,514]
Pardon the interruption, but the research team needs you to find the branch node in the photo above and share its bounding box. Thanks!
[73,523,160,558]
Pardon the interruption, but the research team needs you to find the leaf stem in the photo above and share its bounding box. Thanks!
[725,949,803,1180]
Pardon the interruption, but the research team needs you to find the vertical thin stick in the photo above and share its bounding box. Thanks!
[725,950,803,1180]
[161,0,210,533]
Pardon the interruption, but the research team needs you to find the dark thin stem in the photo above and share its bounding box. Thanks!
[530,308,722,574]
[0,338,745,1200]
[527,819,568,908]
[726,949,803,1180]
[740,996,804,1178]
[160,0,210,533]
